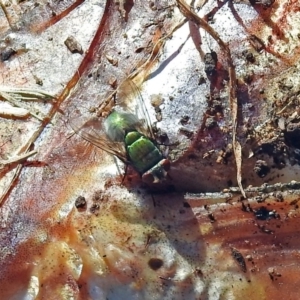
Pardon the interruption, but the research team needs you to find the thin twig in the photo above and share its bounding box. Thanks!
[0,91,44,121]
[0,86,55,100]
[0,87,56,122]
[0,150,38,171]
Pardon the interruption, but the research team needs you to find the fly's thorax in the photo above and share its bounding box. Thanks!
[104,110,140,142]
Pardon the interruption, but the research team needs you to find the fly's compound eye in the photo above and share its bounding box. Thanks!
[142,172,155,184]
[160,159,171,172]
[142,159,171,184]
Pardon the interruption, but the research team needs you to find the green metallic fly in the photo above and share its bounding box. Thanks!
[71,79,170,184]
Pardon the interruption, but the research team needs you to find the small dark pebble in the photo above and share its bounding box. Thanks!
[148,258,164,271]
[1,48,16,61]
[254,160,270,178]
[242,49,255,63]
[75,196,86,210]
[254,206,277,220]
[208,213,215,222]
[204,51,218,76]
[231,247,247,272]
[180,115,190,125]
[90,203,100,214]
[64,36,83,54]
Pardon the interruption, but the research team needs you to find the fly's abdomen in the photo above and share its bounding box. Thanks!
[125,131,163,174]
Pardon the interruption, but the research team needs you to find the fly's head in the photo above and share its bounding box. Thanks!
[142,159,171,184]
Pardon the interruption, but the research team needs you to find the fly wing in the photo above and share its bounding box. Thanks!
[70,116,129,164]
[116,78,155,140]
